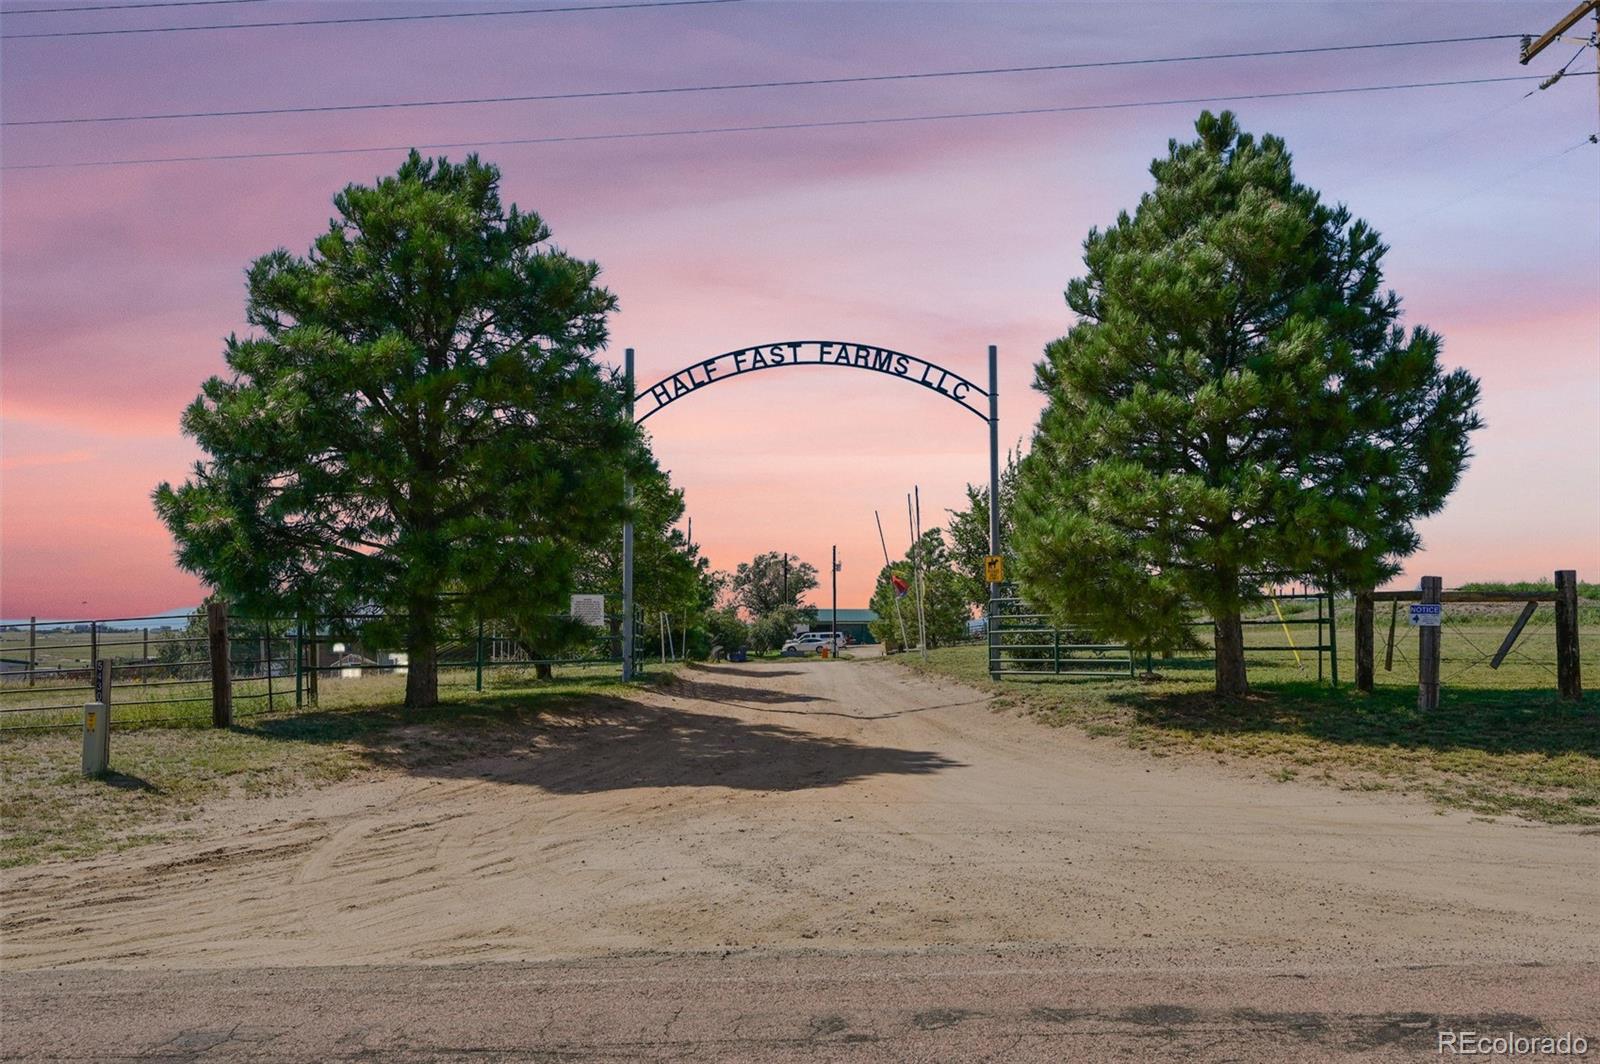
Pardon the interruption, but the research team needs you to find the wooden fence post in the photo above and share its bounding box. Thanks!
[1418,576,1442,711]
[307,615,319,706]
[27,616,36,687]
[1554,569,1583,701]
[206,601,233,728]
[1327,590,1339,688]
[1355,590,1374,693]
[1383,600,1398,671]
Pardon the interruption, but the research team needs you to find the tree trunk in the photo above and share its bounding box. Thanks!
[535,663,553,680]
[1213,608,1248,698]
[404,602,440,709]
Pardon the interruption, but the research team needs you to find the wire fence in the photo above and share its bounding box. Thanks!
[0,605,639,733]
[981,585,1596,696]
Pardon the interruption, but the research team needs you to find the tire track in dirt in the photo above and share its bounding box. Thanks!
[2,657,1595,972]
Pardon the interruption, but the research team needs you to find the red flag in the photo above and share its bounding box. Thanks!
[891,574,909,598]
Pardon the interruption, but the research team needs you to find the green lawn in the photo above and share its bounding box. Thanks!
[900,617,1600,825]
[0,667,663,869]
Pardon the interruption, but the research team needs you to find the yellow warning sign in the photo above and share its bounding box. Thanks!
[984,555,1004,582]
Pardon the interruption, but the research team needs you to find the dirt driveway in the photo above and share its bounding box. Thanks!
[3,657,1596,1058]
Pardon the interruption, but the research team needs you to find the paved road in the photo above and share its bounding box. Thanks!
[3,657,1596,1059]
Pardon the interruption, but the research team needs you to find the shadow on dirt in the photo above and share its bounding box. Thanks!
[689,664,808,679]
[241,689,962,794]
[664,676,833,706]
[403,699,962,793]
[1106,682,1600,759]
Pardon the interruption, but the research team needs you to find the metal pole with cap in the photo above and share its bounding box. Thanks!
[623,347,636,681]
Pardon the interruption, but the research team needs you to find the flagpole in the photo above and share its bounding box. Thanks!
[875,510,910,651]
[908,490,927,661]
[915,486,928,662]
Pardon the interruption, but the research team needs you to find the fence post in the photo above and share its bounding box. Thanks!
[1418,576,1442,711]
[1327,590,1339,688]
[1384,599,1399,672]
[307,615,319,706]
[1354,590,1374,693]
[264,629,274,710]
[1316,595,1324,684]
[1052,627,1061,675]
[207,601,233,727]
[294,620,303,709]
[475,619,484,692]
[27,616,36,687]
[1555,569,1583,701]
[89,621,98,671]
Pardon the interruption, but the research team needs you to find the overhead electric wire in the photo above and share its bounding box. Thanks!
[3,33,1530,127]
[2,0,268,13]
[3,72,1575,172]
[1403,133,1600,223]
[0,0,739,38]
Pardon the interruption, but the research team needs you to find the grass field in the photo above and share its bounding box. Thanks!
[0,665,659,868]
[903,604,1600,826]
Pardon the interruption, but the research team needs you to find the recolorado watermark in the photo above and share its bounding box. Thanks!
[1439,1030,1589,1056]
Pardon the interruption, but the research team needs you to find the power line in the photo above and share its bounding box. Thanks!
[3,33,1528,127]
[1403,133,1599,223]
[0,0,739,38]
[2,0,268,13]
[3,73,1572,172]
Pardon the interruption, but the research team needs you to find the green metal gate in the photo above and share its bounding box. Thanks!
[986,585,1135,680]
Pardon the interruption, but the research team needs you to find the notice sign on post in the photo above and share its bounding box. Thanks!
[984,555,1005,582]
[1409,603,1443,627]
[570,594,606,628]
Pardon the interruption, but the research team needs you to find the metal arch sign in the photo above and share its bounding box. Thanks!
[632,340,990,423]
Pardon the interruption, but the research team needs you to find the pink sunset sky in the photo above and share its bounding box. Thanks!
[2,0,1597,619]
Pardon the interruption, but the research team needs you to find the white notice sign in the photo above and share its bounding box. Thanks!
[570,594,606,628]
[1408,604,1442,627]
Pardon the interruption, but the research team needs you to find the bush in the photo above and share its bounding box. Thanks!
[703,607,750,654]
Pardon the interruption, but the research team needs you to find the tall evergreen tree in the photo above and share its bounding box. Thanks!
[154,152,647,707]
[1014,111,1482,696]
[945,453,1019,610]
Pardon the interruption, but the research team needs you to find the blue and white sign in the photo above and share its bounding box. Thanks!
[1408,603,1443,627]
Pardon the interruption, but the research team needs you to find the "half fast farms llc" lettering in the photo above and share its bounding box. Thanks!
[634,341,989,421]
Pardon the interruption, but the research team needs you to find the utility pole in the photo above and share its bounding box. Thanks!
[1520,0,1600,124]
[622,347,635,681]
[831,545,839,659]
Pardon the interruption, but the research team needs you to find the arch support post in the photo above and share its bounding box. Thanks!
[622,347,636,682]
[987,344,1001,680]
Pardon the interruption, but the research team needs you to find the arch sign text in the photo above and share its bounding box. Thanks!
[635,340,990,422]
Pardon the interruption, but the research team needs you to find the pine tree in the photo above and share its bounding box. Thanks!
[945,453,1019,610]
[153,152,647,708]
[1014,112,1482,696]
